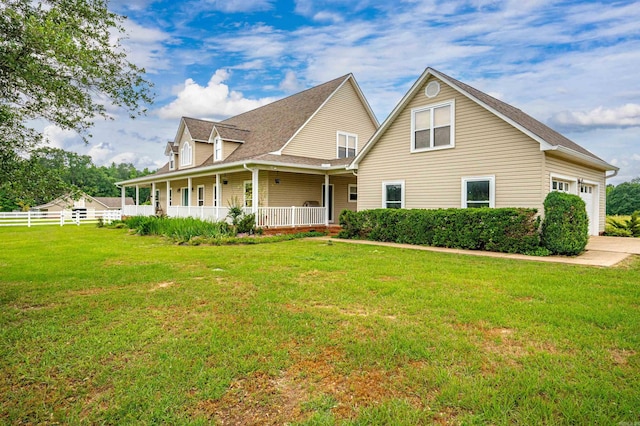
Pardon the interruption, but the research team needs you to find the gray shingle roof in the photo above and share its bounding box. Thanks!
[433,69,606,163]
[182,117,214,141]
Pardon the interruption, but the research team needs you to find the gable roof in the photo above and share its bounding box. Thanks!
[35,192,135,209]
[352,68,617,171]
[182,117,214,142]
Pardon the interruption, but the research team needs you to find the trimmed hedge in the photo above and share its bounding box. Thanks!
[338,207,541,254]
[541,192,589,255]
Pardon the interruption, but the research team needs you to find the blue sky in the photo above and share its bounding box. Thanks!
[44,0,640,183]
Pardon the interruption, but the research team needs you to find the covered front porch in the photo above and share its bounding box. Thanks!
[119,163,357,229]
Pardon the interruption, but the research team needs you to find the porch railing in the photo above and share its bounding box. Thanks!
[123,205,155,216]
[122,205,327,228]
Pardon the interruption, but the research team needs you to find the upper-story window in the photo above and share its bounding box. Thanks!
[411,100,454,152]
[337,131,357,159]
[169,152,175,170]
[180,141,192,167]
[552,179,571,193]
[214,137,222,162]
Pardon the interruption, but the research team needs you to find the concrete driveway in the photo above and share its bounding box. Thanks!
[586,236,640,254]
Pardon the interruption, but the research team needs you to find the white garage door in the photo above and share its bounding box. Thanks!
[580,184,597,236]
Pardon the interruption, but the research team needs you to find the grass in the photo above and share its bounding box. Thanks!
[1,225,639,424]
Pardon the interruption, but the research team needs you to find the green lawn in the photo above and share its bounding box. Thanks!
[1,226,639,425]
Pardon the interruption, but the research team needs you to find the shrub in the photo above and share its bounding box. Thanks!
[338,207,541,254]
[122,216,233,242]
[606,211,640,237]
[541,192,589,255]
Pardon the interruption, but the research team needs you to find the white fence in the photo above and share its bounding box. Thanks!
[256,207,325,228]
[123,205,155,216]
[0,210,122,227]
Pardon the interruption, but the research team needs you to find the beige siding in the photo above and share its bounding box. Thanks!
[282,79,377,159]
[193,142,212,167]
[358,77,544,212]
[544,153,607,233]
[222,141,241,160]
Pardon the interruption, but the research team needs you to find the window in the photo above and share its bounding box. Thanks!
[552,179,571,193]
[180,141,192,166]
[348,184,357,202]
[382,181,404,209]
[214,137,222,162]
[169,152,175,170]
[337,131,357,159]
[462,176,495,208]
[182,187,189,206]
[197,185,205,206]
[213,184,218,207]
[244,181,253,208]
[155,190,160,209]
[169,189,172,206]
[412,100,454,151]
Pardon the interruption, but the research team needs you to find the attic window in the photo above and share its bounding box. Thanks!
[180,141,192,166]
[337,131,357,159]
[169,152,175,170]
[411,100,454,152]
[214,137,222,162]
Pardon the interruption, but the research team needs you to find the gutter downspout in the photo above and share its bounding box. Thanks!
[605,170,618,180]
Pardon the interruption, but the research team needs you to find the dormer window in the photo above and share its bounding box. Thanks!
[180,141,192,167]
[214,137,222,162]
[337,131,357,159]
[169,152,175,170]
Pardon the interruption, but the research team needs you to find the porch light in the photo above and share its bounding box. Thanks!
[275,178,280,184]
[222,179,228,185]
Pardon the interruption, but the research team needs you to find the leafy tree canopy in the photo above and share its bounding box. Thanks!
[607,178,640,216]
[0,0,153,156]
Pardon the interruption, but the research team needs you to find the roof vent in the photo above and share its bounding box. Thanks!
[425,81,440,98]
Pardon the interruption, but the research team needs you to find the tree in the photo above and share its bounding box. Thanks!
[607,179,640,215]
[0,0,153,158]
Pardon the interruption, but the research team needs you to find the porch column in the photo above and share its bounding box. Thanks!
[187,177,192,216]
[135,185,139,206]
[252,168,259,215]
[324,174,330,226]
[166,181,170,209]
[215,173,221,219]
[121,186,125,210]
[151,182,156,211]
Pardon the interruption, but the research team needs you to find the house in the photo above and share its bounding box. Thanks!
[350,68,618,236]
[34,192,135,213]
[116,74,379,228]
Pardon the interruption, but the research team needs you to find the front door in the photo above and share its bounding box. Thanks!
[322,184,334,223]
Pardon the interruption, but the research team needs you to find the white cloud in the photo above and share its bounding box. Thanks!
[312,11,343,23]
[156,69,276,120]
[120,20,172,73]
[279,70,303,93]
[87,142,116,165]
[550,104,640,131]
[204,0,273,13]
[42,125,78,149]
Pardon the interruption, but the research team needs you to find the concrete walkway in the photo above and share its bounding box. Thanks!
[317,236,640,267]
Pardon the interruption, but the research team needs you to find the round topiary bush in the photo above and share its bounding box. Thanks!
[541,191,589,255]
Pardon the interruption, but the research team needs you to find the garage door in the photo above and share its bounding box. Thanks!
[580,184,597,236]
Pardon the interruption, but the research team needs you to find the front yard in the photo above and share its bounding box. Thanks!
[1,226,639,424]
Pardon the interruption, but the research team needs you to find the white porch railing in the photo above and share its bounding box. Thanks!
[0,210,122,227]
[123,205,155,216]
[120,205,327,228]
[256,207,326,228]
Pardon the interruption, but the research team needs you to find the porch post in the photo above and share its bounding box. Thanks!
[151,182,156,212]
[135,185,139,206]
[252,168,259,215]
[324,174,330,226]
[215,173,221,219]
[166,180,170,210]
[187,177,192,216]
[121,186,125,210]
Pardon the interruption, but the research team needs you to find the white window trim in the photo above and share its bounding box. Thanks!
[180,141,192,167]
[549,173,577,194]
[348,184,357,203]
[197,185,205,206]
[411,99,455,153]
[169,152,175,170]
[336,131,358,159]
[461,175,495,208]
[214,137,222,162]
[382,180,405,209]
[243,180,252,208]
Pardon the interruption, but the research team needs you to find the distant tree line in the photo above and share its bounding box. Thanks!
[607,177,640,215]
[0,147,154,211]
